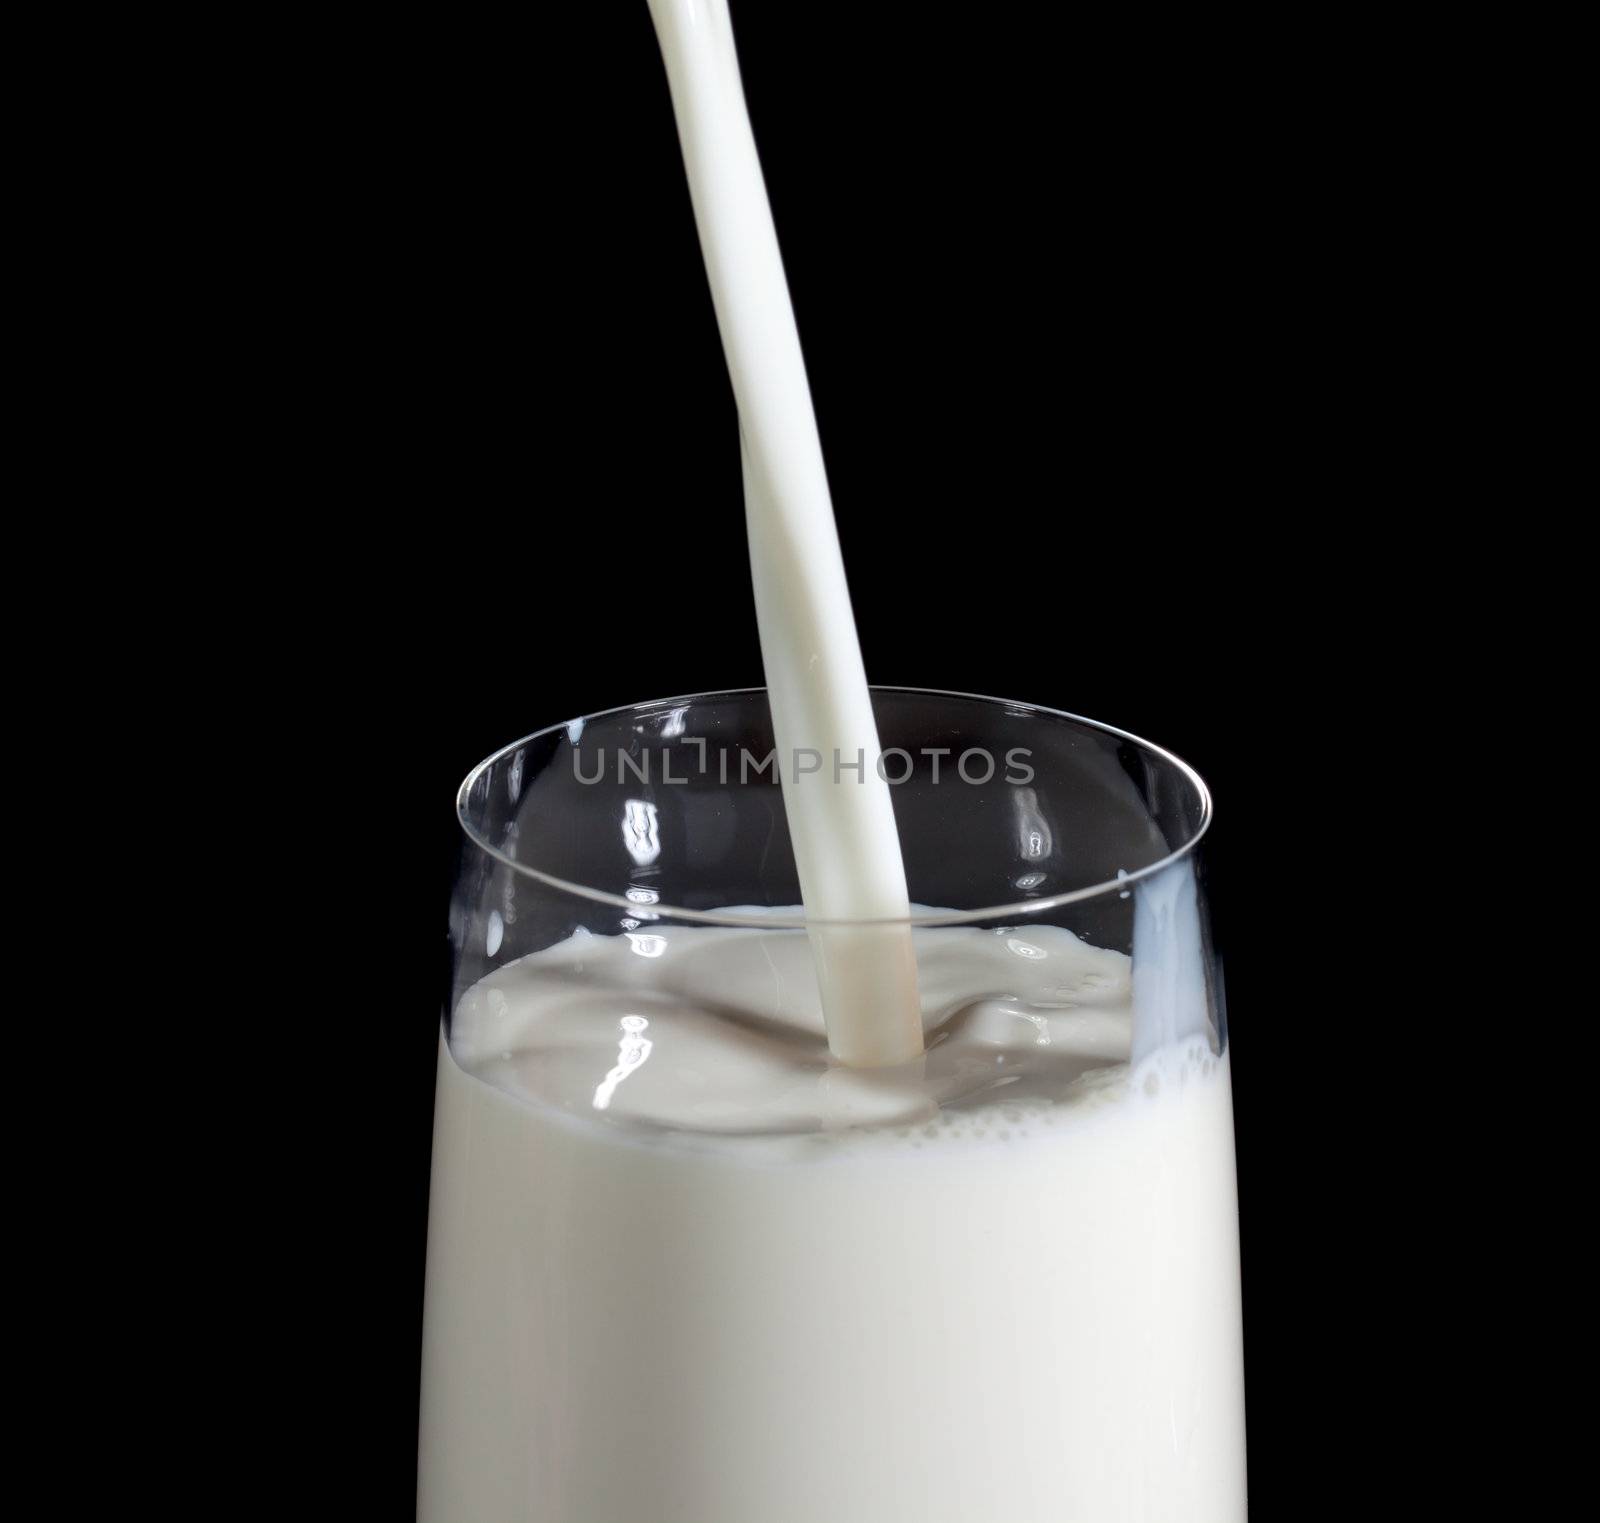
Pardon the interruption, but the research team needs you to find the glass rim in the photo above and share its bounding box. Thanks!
[455,685,1213,929]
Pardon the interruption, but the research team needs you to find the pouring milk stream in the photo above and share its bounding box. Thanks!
[647,0,923,1067]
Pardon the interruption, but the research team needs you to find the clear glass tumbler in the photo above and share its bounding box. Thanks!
[419,687,1245,1522]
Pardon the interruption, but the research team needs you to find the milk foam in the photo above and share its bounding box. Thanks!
[453,918,1146,1153]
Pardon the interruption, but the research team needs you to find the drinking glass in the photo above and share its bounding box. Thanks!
[420,687,1245,1522]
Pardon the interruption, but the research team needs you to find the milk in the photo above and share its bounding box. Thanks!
[419,2,1247,1514]
[646,0,922,1067]
[418,919,1247,1520]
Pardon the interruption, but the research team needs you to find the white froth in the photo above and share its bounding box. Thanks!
[449,920,1157,1157]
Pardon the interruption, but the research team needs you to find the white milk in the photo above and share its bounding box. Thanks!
[418,921,1247,1521]
[420,6,1247,1517]
[646,0,922,1067]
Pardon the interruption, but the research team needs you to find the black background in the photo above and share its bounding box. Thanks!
[320,6,1395,1515]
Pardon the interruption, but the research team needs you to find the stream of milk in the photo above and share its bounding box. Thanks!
[646,0,923,1067]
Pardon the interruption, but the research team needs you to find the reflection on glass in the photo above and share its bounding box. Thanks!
[622,799,661,866]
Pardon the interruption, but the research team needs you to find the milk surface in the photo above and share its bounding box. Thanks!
[418,923,1247,1521]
